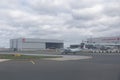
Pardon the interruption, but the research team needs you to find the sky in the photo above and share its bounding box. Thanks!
[0,0,120,48]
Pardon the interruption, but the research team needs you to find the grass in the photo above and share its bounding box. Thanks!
[0,54,62,59]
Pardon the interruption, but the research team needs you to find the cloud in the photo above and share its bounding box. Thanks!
[0,0,120,47]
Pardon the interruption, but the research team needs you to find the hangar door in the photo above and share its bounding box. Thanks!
[46,43,63,49]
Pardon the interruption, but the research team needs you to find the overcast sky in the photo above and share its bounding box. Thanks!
[0,0,120,48]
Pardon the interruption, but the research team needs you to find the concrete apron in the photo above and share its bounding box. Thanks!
[0,59,11,62]
[0,55,92,62]
[44,55,92,61]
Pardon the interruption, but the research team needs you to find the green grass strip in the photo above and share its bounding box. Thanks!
[0,54,61,59]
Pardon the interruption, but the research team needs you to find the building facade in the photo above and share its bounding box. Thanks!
[10,38,64,51]
[85,36,120,49]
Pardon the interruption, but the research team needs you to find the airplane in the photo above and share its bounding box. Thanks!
[61,48,82,55]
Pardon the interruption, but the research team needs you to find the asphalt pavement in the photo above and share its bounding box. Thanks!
[0,55,120,80]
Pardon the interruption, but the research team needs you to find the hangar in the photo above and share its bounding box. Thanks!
[10,38,64,51]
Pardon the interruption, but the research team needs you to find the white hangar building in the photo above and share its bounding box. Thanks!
[10,38,64,51]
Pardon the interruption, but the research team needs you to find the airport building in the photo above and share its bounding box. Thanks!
[70,44,81,48]
[70,43,85,49]
[85,36,120,50]
[10,38,64,51]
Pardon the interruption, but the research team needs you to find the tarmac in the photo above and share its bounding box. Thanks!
[0,55,120,80]
[1,51,120,63]
[44,55,92,61]
[0,53,92,62]
[0,59,10,62]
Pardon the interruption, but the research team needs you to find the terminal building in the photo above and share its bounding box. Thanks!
[85,36,120,50]
[10,38,64,51]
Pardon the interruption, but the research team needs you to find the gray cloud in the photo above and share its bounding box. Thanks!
[0,0,120,47]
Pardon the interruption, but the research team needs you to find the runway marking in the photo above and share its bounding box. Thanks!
[30,60,35,64]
